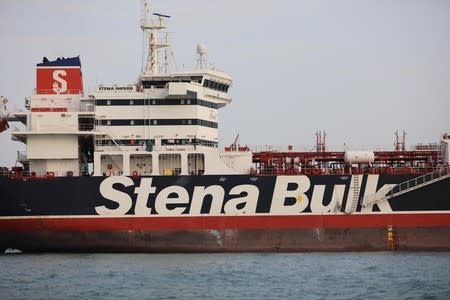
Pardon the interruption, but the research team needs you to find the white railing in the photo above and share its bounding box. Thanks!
[248,144,397,153]
[247,143,443,153]
[363,167,450,208]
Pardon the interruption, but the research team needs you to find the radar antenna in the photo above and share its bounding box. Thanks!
[153,12,171,19]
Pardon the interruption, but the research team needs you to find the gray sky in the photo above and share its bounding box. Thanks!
[1,0,449,166]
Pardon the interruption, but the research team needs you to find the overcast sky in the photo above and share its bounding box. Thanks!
[1,0,449,166]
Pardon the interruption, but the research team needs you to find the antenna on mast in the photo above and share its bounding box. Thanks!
[140,0,171,75]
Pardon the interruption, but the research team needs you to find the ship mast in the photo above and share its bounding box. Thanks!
[140,0,170,75]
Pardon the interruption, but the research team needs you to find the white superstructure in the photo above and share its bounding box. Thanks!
[9,6,252,177]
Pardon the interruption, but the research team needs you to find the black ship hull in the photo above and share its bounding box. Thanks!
[1,174,449,252]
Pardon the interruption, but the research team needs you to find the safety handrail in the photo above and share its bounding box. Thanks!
[363,167,450,207]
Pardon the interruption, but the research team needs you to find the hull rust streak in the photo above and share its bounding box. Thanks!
[1,214,450,252]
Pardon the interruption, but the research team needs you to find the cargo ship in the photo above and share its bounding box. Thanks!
[0,4,449,252]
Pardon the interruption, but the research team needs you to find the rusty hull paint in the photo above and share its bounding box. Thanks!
[1,227,450,253]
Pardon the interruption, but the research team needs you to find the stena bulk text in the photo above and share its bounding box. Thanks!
[96,176,395,216]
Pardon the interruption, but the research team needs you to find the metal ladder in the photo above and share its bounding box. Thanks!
[348,175,360,213]
[363,167,450,208]
[102,128,125,151]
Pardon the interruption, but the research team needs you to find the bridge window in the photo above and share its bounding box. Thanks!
[203,79,229,93]
[95,98,218,108]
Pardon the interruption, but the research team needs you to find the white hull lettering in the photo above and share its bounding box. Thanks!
[96,175,394,216]
[361,175,394,212]
[154,186,189,215]
[310,184,346,213]
[134,178,156,215]
[96,176,134,215]
[224,185,259,215]
[190,185,225,215]
[270,176,310,214]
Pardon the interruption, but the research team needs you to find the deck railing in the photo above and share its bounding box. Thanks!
[362,166,450,208]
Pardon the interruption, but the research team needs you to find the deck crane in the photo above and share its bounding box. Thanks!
[230,134,240,151]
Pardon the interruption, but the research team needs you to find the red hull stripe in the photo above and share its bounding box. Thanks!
[1,214,450,232]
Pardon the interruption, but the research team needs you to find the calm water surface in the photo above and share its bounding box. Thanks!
[0,252,449,299]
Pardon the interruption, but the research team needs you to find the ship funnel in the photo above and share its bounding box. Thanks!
[35,57,84,95]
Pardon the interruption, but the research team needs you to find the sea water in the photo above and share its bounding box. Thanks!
[0,252,449,299]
